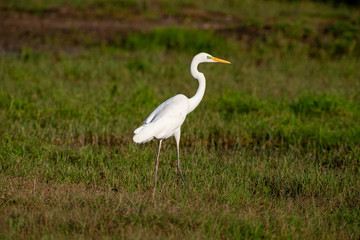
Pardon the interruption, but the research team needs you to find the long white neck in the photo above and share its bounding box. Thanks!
[188,59,206,114]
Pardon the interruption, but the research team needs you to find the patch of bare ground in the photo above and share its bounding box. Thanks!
[0,176,154,238]
[0,5,239,51]
[0,176,234,238]
[0,175,356,239]
[2,5,347,55]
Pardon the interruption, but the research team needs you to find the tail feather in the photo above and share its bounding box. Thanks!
[133,124,156,143]
[134,126,144,134]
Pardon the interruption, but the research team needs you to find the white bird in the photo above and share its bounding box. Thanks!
[133,52,231,196]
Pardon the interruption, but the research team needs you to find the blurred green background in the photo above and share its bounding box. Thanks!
[0,0,359,239]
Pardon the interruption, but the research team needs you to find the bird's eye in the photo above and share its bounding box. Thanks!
[207,56,212,59]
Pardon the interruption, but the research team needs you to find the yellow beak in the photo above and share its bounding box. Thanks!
[211,57,231,64]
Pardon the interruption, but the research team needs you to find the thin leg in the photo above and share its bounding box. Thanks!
[174,128,187,188]
[153,140,162,197]
[176,143,187,188]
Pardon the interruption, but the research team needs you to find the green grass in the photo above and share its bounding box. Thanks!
[123,28,232,53]
[1,0,360,239]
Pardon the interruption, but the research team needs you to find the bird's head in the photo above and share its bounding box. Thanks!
[194,52,231,64]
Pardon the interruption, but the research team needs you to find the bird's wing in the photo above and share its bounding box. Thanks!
[133,94,189,142]
[144,94,188,124]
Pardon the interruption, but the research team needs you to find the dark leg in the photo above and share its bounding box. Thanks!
[174,128,187,188]
[153,140,162,197]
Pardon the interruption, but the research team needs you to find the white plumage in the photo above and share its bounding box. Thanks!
[133,52,231,196]
[133,94,188,143]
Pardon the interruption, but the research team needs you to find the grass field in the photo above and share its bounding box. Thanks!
[0,0,360,239]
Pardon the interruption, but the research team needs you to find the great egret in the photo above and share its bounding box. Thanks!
[133,52,231,196]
